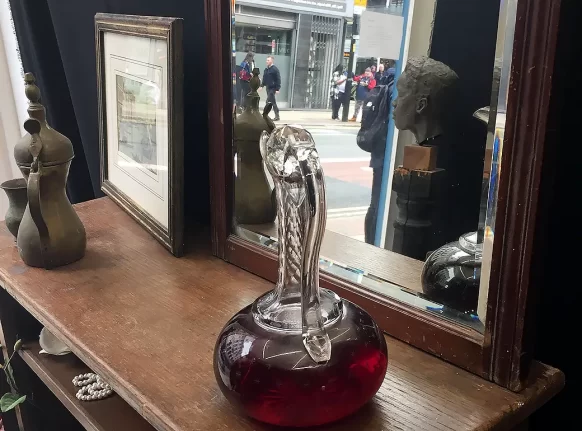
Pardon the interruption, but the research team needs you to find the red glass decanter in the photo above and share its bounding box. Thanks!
[214,125,388,427]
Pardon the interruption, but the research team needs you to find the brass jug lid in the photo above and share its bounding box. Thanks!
[14,73,74,167]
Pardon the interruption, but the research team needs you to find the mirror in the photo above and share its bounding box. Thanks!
[231,0,514,333]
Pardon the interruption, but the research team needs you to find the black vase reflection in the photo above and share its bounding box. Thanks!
[421,232,481,314]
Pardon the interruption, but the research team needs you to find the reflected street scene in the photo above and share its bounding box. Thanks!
[232,0,511,332]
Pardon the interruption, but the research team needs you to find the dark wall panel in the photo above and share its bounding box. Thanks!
[10,0,209,222]
[429,0,500,240]
[8,0,94,203]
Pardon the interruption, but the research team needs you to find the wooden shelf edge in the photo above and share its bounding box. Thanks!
[0,278,170,431]
[18,341,155,431]
[486,362,566,430]
[239,223,425,294]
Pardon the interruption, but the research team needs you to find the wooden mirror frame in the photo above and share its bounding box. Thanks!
[204,0,561,391]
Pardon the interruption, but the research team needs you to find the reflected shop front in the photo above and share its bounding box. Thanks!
[232,0,512,334]
[233,0,353,109]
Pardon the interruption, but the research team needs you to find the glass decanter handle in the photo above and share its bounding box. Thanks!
[260,126,334,363]
[297,152,332,363]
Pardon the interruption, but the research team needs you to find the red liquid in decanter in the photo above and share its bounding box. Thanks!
[214,297,388,427]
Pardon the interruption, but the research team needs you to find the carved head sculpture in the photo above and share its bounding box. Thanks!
[393,56,459,143]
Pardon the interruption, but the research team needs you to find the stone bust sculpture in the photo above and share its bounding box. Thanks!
[392,56,459,144]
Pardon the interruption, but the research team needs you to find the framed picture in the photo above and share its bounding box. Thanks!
[95,13,184,256]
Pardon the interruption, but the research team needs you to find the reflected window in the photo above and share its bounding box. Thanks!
[235,26,292,56]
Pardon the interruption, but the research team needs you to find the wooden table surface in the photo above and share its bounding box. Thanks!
[0,198,564,431]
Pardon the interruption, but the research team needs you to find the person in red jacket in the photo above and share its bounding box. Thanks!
[350,68,377,122]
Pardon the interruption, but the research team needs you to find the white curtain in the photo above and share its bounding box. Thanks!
[0,0,27,220]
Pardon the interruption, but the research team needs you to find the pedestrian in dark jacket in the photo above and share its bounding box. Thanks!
[262,56,281,121]
[363,68,395,244]
[350,68,376,122]
[368,68,395,170]
[378,66,395,86]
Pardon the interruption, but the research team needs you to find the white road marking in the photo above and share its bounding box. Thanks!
[327,207,368,219]
[328,206,368,213]
[311,131,358,136]
[320,157,369,163]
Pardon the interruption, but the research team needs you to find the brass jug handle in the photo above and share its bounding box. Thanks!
[24,118,51,269]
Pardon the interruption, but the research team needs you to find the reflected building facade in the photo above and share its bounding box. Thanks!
[234,0,353,109]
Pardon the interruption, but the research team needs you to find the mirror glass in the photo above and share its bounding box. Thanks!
[231,0,516,333]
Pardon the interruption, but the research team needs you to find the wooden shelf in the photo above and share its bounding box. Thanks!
[0,198,564,430]
[18,341,154,431]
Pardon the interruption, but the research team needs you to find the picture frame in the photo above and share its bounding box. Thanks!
[95,13,184,257]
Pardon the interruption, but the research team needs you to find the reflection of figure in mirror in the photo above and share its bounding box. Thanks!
[390,57,459,259]
[374,63,384,83]
[356,67,395,244]
[377,61,396,85]
[392,56,458,145]
[262,56,281,121]
[330,64,348,121]
[234,69,276,225]
[350,68,377,123]
[238,52,254,111]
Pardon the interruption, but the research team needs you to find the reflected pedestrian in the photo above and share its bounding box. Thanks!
[330,64,348,120]
[350,68,377,122]
[263,56,281,121]
[358,68,396,244]
[375,63,385,83]
[238,52,254,109]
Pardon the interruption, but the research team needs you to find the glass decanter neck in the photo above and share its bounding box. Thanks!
[254,126,343,362]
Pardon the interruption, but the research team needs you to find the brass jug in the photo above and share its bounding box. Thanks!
[234,68,276,224]
[13,73,86,269]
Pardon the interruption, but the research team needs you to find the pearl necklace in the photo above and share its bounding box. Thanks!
[72,373,113,401]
